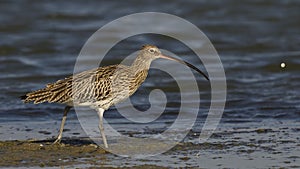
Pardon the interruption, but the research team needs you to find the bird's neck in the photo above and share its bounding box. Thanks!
[130,54,153,73]
[125,54,153,96]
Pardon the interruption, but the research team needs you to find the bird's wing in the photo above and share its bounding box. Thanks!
[71,65,123,104]
[22,65,125,104]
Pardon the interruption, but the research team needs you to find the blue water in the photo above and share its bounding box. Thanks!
[0,0,299,134]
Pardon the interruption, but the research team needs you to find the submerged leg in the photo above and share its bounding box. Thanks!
[97,108,108,148]
[53,106,71,144]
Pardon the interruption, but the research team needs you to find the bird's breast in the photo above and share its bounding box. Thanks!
[104,69,149,106]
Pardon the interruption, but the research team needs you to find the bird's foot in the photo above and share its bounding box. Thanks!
[52,137,62,145]
[104,143,108,149]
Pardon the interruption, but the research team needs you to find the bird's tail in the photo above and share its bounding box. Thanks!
[21,88,53,104]
[20,78,72,104]
[20,95,28,100]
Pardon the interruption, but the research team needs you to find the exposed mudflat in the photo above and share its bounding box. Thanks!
[1,122,299,169]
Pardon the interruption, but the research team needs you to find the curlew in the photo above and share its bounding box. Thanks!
[21,45,209,148]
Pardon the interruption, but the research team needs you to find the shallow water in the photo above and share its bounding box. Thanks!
[0,0,300,168]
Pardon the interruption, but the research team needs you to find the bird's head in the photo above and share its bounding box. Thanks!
[139,44,209,81]
[140,45,162,59]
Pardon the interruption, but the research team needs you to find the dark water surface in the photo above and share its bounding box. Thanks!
[0,0,300,167]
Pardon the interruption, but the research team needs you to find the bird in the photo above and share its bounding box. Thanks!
[21,45,209,148]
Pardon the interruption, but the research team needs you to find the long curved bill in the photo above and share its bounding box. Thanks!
[159,54,209,81]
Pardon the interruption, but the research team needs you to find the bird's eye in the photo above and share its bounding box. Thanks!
[149,49,155,53]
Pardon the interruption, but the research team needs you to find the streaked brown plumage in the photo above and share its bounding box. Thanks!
[21,45,209,148]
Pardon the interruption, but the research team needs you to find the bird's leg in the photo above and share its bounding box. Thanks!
[53,106,71,144]
[97,108,108,148]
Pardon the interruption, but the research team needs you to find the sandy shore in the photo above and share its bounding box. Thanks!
[1,121,300,169]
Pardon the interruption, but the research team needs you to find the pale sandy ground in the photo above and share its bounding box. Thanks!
[0,120,299,169]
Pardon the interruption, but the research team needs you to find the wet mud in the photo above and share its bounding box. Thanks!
[1,124,299,168]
